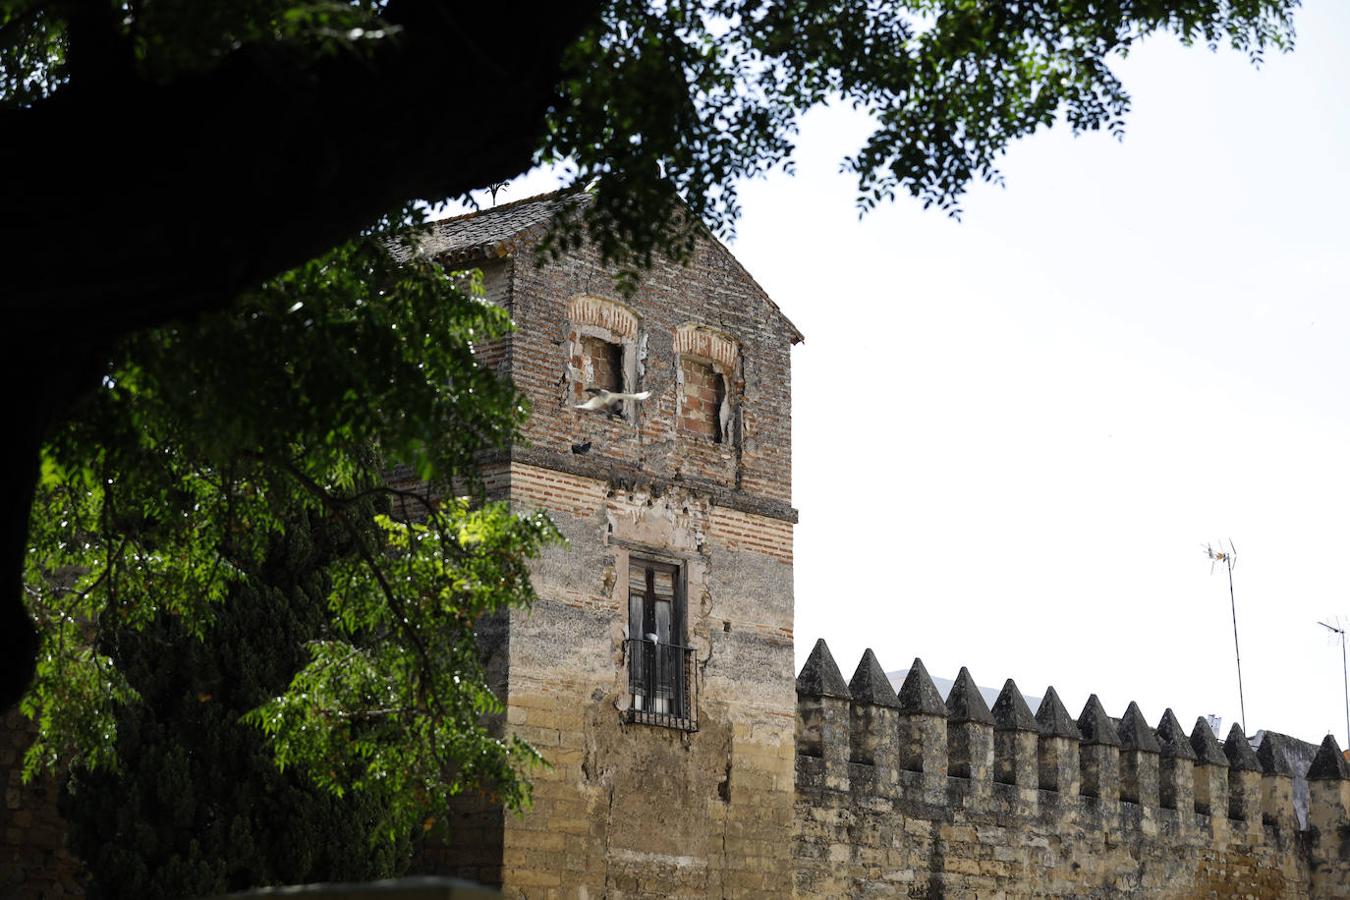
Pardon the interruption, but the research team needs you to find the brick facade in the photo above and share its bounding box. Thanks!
[436,195,798,515]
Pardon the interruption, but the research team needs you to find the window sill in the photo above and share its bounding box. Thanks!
[622,709,698,732]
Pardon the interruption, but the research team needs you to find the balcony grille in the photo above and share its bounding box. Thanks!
[623,639,696,731]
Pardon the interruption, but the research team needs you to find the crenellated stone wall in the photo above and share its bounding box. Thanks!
[793,639,1350,898]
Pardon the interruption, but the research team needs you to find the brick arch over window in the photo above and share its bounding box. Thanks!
[675,324,740,444]
[566,294,641,412]
[567,295,639,340]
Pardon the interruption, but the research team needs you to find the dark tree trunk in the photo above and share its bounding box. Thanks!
[0,337,103,713]
[0,1,602,712]
[1,407,42,718]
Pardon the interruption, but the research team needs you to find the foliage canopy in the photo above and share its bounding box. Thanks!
[61,507,411,899]
[23,225,558,842]
[2,1,1299,271]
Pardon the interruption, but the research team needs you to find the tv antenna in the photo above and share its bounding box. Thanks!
[1206,539,1247,735]
[1317,618,1350,752]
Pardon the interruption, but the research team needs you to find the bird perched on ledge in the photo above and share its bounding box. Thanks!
[575,388,651,418]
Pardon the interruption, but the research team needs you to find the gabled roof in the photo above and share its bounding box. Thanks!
[417,189,583,262]
[417,189,804,344]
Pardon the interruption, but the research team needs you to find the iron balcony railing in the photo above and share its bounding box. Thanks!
[623,638,696,731]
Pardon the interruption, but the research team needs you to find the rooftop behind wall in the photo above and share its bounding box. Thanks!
[793,638,1350,898]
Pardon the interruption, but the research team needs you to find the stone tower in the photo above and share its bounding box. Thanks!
[415,192,803,898]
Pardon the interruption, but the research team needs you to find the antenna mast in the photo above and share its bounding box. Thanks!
[1207,540,1247,735]
[1318,620,1350,752]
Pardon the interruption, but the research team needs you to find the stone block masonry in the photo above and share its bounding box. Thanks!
[0,709,84,898]
[481,462,798,900]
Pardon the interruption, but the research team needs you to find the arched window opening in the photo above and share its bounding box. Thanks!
[675,324,739,445]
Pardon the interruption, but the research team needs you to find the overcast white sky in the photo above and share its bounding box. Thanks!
[466,0,1350,746]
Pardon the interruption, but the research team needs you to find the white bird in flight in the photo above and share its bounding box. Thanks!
[575,388,651,415]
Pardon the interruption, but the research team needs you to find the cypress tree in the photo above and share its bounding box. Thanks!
[61,509,410,900]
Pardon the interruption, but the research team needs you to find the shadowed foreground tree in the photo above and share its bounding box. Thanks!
[60,508,411,899]
[23,230,558,846]
[4,0,1300,773]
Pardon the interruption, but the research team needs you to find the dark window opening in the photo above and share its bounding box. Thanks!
[679,357,729,443]
[624,557,694,730]
[581,335,624,395]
